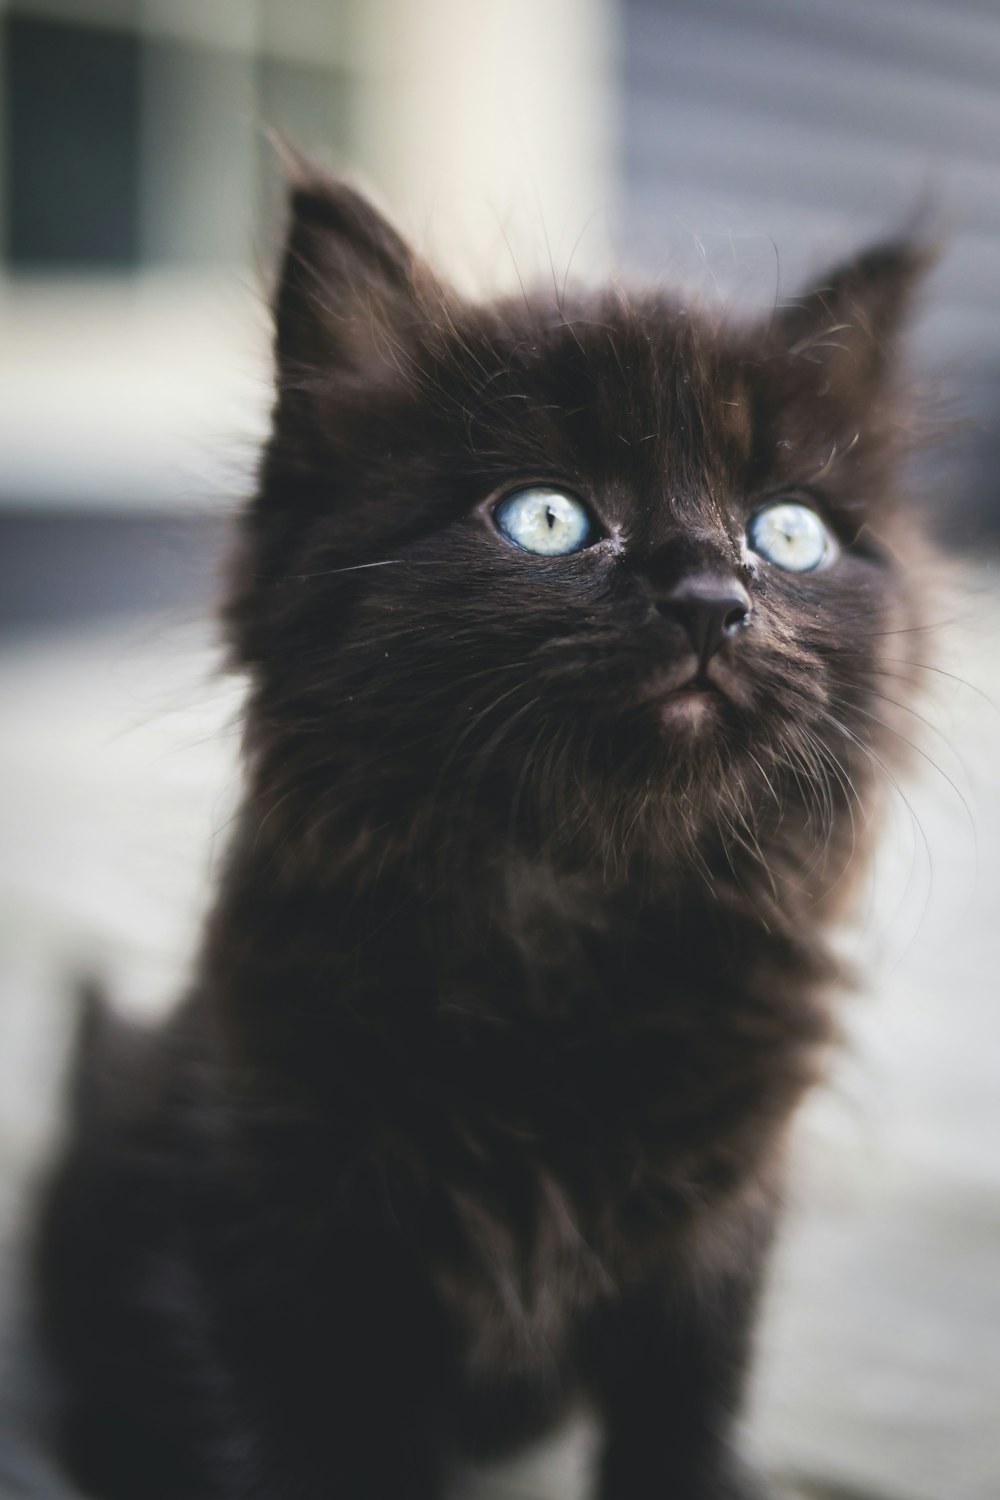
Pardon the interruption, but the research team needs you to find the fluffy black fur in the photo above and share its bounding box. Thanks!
[35,173,930,1500]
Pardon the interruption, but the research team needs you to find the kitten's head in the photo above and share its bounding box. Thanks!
[230,173,930,892]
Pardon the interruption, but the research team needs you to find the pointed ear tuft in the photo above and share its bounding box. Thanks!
[272,167,435,375]
[777,237,937,394]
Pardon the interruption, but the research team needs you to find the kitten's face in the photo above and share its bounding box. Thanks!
[233,180,927,880]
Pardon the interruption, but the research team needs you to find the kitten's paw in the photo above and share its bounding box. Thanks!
[604,1462,777,1500]
[712,1459,778,1500]
[677,1457,778,1500]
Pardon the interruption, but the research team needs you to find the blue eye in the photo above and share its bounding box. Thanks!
[493,487,596,556]
[747,501,835,573]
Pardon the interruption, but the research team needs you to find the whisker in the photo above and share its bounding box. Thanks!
[815,704,935,945]
[829,690,978,856]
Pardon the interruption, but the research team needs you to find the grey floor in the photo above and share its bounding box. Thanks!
[1,567,998,1500]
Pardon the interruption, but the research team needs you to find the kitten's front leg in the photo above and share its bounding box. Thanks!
[579,1247,775,1500]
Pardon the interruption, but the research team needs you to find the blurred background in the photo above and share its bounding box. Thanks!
[0,2,998,1498]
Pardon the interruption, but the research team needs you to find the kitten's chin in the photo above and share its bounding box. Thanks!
[657,687,721,736]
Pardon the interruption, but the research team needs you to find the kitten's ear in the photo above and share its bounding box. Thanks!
[273,166,439,378]
[776,239,934,396]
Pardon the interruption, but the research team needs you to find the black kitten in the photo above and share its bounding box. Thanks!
[36,172,929,1500]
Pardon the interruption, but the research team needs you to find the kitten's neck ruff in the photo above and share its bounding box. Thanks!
[236,698,861,917]
[200,788,835,1256]
[206,771,837,1060]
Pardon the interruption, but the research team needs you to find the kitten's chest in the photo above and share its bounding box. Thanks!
[423,987,810,1377]
[432,1156,614,1380]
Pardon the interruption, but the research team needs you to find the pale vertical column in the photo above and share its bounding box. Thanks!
[351,0,618,294]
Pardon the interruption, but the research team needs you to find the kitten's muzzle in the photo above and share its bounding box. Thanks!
[656,574,752,668]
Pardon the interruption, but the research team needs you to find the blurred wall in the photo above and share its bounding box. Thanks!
[2,0,1000,632]
[0,0,616,630]
[618,0,1000,546]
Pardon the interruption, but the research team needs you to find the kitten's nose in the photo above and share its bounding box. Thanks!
[657,574,752,664]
